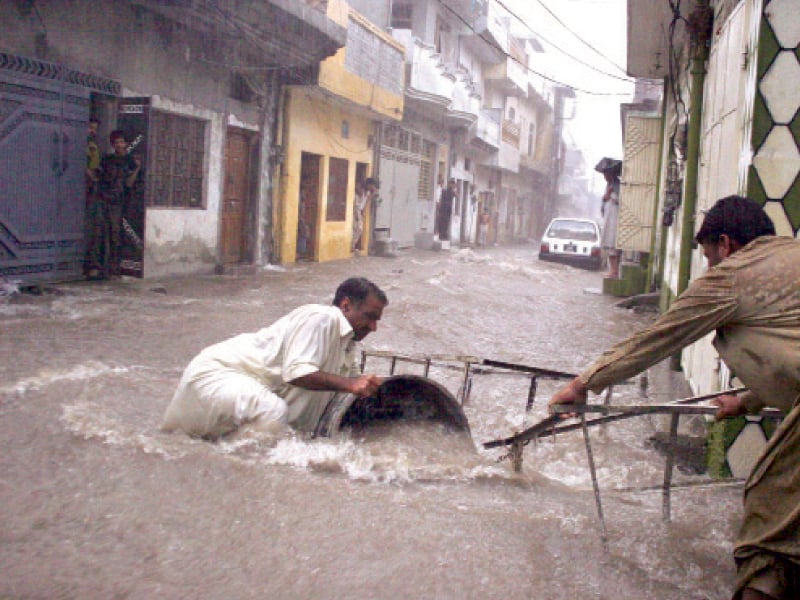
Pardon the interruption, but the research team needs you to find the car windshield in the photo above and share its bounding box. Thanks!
[546,220,597,241]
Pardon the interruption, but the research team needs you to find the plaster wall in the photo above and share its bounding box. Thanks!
[1,0,252,117]
[318,12,405,120]
[681,1,751,395]
[141,97,256,278]
[1,0,270,279]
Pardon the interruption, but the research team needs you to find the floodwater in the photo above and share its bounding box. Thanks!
[0,246,740,599]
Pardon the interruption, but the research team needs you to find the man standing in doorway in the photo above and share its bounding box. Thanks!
[437,178,457,248]
[97,130,141,278]
[353,177,379,254]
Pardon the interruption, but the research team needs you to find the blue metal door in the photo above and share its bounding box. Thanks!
[0,53,117,285]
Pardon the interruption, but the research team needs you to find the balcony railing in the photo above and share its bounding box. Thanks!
[446,69,480,128]
[485,55,528,96]
[469,108,501,152]
[403,37,455,112]
[502,119,520,146]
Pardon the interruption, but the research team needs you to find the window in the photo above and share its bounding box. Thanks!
[528,122,536,156]
[435,18,450,55]
[148,110,206,208]
[418,140,436,200]
[391,2,412,29]
[229,73,255,104]
[326,157,349,221]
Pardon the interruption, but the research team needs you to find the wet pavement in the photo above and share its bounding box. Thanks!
[1,245,739,599]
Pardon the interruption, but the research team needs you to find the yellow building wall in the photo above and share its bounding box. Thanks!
[320,1,404,120]
[278,88,374,264]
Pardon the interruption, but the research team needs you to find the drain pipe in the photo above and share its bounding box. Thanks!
[676,4,712,297]
[672,3,711,369]
[647,86,669,292]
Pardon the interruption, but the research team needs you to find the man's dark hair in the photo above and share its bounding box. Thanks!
[333,277,387,307]
[109,129,126,143]
[695,195,775,246]
[365,177,379,189]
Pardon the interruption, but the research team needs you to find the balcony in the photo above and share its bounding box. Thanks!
[519,152,550,177]
[469,108,501,153]
[485,55,528,97]
[319,8,405,119]
[129,0,346,69]
[460,0,506,65]
[400,36,456,118]
[446,69,480,129]
[501,118,520,146]
[483,116,520,173]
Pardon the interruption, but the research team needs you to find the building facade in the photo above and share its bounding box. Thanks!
[275,1,405,264]
[0,0,345,282]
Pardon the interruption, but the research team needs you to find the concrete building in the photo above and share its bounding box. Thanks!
[352,0,559,251]
[274,0,405,264]
[0,0,345,282]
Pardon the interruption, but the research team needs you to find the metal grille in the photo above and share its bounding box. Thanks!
[417,140,436,201]
[617,115,661,252]
[147,111,206,208]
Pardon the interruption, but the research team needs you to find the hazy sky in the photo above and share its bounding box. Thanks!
[505,0,635,189]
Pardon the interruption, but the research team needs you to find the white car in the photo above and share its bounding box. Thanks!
[538,217,602,270]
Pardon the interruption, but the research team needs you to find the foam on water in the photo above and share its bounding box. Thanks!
[61,400,181,458]
[59,389,524,485]
[3,361,130,395]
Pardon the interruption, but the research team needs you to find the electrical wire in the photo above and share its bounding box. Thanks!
[435,0,632,97]
[500,0,629,76]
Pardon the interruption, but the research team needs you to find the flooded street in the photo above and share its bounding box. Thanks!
[1,246,740,599]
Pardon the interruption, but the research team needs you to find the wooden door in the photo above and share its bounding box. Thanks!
[220,128,251,265]
[298,152,321,260]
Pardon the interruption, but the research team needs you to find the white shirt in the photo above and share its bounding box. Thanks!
[187,304,359,431]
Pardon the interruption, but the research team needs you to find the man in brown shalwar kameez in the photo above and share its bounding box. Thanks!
[548,195,800,600]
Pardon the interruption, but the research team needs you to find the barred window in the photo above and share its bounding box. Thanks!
[391,2,412,29]
[147,110,206,208]
[326,157,349,221]
[418,140,436,200]
[528,122,536,156]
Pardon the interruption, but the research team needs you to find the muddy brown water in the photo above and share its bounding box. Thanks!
[1,246,739,599]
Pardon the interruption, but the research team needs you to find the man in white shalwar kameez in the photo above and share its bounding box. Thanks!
[162,277,387,438]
